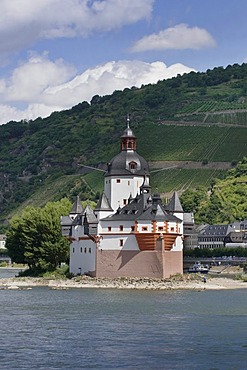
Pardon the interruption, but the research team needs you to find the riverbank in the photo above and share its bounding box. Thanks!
[0,274,247,290]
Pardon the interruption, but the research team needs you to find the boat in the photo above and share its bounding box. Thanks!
[188,261,209,274]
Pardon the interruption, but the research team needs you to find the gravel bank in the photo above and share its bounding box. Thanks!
[0,275,246,290]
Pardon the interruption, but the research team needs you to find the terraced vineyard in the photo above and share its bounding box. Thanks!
[174,100,247,126]
[177,101,247,115]
[136,123,246,162]
[151,168,226,194]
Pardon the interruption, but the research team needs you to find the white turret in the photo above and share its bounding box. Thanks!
[104,120,150,212]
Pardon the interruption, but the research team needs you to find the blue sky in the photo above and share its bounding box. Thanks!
[0,0,247,125]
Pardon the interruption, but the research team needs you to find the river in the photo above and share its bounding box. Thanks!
[0,269,246,369]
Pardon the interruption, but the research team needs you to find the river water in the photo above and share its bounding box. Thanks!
[0,269,246,369]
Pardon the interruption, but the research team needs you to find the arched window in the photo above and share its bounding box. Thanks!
[129,161,137,170]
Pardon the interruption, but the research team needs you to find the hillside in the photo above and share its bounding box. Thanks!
[0,63,247,227]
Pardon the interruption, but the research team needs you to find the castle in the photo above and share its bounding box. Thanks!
[61,123,185,278]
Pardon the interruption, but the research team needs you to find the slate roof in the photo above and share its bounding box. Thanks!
[102,194,143,221]
[84,204,98,223]
[102,192,180,223]
[70,195,84,214]
[95,192,113,211]
[105,150,150,177]
[167,192,184,213]
[137,203,180,222]
[121,126,136,138]
[60,214,82,226]
[200,224,233,236]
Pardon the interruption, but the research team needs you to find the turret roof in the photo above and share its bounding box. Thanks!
[84,204,98,223]
[70,195,84,214]
[95,193,113,211]
[167,192,184,213]
[105,150,149,177]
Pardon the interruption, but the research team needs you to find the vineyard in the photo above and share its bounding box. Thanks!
[150,168,226,194]
[177,101,247,115]
[136,123,247,162]
[174,101,247,126]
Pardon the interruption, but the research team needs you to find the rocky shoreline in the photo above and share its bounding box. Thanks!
[0,274,247,290]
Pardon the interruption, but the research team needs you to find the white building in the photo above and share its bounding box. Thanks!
[61,124,185,278]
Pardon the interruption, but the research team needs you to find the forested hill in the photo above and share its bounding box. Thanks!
[1,62,247,225]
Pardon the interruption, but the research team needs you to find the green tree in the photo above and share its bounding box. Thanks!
[180,187,208,214]
[6,199,71,273]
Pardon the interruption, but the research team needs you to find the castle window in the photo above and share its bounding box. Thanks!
[158,227,163,231]
[116,179,121,183]
[89,248,91,253]
[119,225,123,231]
[131,226,135,232]
[128,181,130,186]
[108,226,112,232]
[171,227,174,232]
[80,247,82,253]
[84,247,87,253]
[73,248,75,253]
[142,226,148,231]
[120,239,124,247]
[129,161,137,170]
[123,199,127,205]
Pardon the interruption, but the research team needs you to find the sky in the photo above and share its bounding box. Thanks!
[0,0,247,125]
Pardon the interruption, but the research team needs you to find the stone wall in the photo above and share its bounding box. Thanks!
[96,250,163,278]
[96,249,183,278]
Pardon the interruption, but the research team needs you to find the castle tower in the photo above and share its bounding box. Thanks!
[104,119,150,212]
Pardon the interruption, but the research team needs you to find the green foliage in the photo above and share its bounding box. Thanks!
[185,247,247,258]
[6,199,71,273]
[1,63,247,222]
[181,158,247,224]
[180,187,208,214]
[41,264,70,279]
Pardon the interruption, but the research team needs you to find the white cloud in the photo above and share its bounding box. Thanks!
[130,23,216,52]
[0,56,195,125]
[0,0,154,56]
[4,52,76,102]
[44,60,195,106]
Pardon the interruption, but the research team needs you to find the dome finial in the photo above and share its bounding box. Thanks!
[126,114,130,128]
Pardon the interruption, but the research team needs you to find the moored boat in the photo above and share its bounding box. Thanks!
[188,261,209,274]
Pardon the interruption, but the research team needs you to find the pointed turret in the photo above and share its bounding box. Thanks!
[83,204,98,235]
[167,192,184,213]
[95,193,113,211]
[140,174,151,209]
[70,195,84,215]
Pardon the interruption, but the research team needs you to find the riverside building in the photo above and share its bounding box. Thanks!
[61,123,185,278]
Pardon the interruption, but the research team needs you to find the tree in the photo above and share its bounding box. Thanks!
[180,187,207,214]
[6,199,71,273]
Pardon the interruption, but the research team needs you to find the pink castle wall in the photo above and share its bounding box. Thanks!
[96,249,183,278]
[162,250,183,278]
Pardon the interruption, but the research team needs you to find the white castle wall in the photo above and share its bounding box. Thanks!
[136,220,153,233]
[100,220,139,250]
[104,175,146,211]
[99,234,139,251]
[70,239,96,275]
